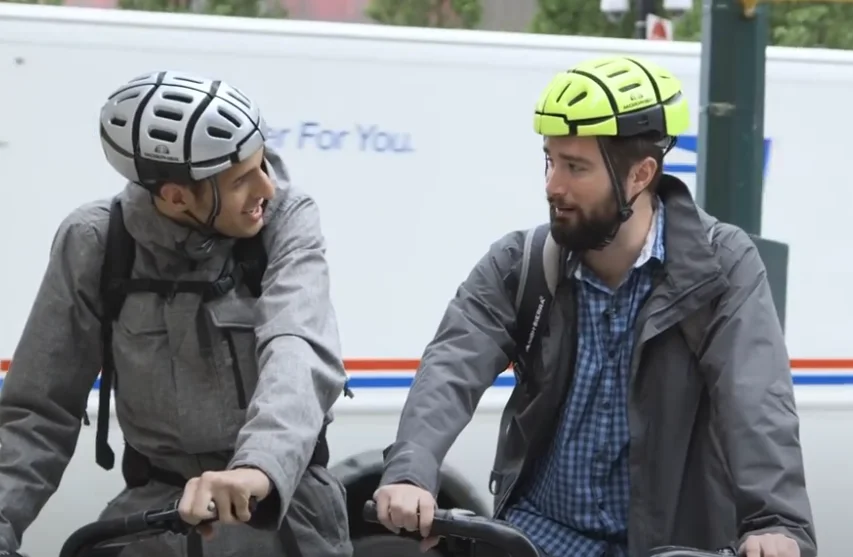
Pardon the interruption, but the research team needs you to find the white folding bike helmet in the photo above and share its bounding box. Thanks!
[99,70,267,228]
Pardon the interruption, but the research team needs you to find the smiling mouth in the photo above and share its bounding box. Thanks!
[552,206,575,216]
[243,204,263,219]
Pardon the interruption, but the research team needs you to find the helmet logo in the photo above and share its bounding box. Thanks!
[623,91,649,111]
[146,143,179,162]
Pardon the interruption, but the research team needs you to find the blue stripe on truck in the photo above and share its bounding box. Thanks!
[0,374,845,392]
[344,374,853,388]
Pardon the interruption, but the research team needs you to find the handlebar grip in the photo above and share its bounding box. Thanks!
[59,496,263,557]
[187,496,261,531]
[204,496,259,520]
[362,501,541,557]
[362,500,455,526]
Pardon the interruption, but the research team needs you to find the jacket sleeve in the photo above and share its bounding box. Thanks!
[380,232,523,495]
[0,214,104,550]
[701,225,817,556]
[227,179,348,526]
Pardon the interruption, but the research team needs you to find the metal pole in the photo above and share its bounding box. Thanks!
[634,0,656,38]
[695,0,769,235]
[696,0,789,331]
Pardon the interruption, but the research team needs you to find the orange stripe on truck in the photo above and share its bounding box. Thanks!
[1,358,853,373]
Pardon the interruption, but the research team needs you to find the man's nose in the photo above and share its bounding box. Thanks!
[256,172,275,200]
[545,170,564,199]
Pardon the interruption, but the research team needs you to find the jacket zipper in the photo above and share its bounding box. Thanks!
[225,333,248,409]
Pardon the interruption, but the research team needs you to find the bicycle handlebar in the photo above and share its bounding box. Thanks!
[362,501,737,557]
[58,498,257,557]
[363,500,542,557]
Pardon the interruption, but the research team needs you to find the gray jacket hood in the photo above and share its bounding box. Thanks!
[118,146,291,265]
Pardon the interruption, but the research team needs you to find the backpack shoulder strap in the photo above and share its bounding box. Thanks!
[679,221,721,361]
[95,196,136,471]
[100,197,136,320]
[232,232,268,298]
[513,224,562,364]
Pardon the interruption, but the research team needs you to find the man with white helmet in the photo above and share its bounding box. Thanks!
[0,71,352,557]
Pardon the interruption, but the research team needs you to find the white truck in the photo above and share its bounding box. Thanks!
[1,3,852,556]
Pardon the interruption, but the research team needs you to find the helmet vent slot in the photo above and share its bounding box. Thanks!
[567,92,587,107]
[218,108,242,128]
[208,127,233,140]
[226,90,251,110]
[154,107,183,121]
[149,128,177,143]
[117,91,141,104]
[174,75,204,85]
[162,92,194,104]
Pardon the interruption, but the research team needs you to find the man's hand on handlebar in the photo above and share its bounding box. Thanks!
[178,467,271,540]
[373,483,440,552]
[739,533,800,557]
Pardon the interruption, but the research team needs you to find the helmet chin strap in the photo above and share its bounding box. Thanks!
[172,159,273,253]
[590,136,669,251]
[183,158,272,237]
[183,175,224,228]
[179,175,226,254]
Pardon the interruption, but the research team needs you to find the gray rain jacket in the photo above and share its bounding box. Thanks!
[0,147,352,557]
[381,176,817,556]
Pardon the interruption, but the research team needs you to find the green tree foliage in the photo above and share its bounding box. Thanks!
[9,0,290,16]
[532,0,853,50]
[9,0,287,16]
[365,0,482,29]
[675,0,853,48]
[530,0,670,37]
[4,0,63,4]
[116,0,287,17]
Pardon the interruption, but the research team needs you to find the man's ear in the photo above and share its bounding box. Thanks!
[628,156,659,196]
[159,182,192,208]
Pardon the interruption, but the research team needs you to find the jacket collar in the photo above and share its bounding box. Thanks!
[631,174,729,339]
[657,174,724,294]
[117,143,290,268]
[119,182,236,264]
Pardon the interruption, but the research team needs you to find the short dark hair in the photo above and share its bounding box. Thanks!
[153,179,207,199]
[600,133,666,194]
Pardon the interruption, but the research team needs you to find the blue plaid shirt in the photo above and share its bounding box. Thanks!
[505,203,666,557]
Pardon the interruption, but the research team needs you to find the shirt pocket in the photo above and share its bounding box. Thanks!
[206,295,260,410]
[112,294,178,429]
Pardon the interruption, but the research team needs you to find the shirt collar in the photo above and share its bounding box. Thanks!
[635,198,666,268]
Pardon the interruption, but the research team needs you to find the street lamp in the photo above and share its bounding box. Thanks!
[599,0,630,25]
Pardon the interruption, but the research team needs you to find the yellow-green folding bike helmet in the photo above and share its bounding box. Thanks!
[534,56,689,232]
[534,55,689,140]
